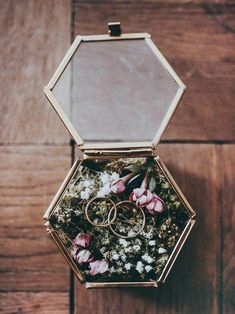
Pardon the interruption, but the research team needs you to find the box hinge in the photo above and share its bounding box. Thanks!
[81,146,156,159]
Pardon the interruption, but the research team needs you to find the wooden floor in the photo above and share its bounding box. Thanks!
[0,1,234,313]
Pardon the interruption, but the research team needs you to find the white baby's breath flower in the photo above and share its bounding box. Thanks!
[142,253,154,264]
[80,191,90,200]
[103,184,112,193]
[112,253,119,260]
[97,184,111,197]
[140,230,146,237]
[149,240,156,246]
[111,172,119,180]
[100,247,106,253]
[124,247,132,253]
[116,267,123,274]
[116,260,123,266]
[136,261,144,273]
[100,172,110,185]
[83,180,92,188]
[119,226,126,233]
[121,254,127,262]
[158,247,167,254]
[146,232,153,239]
[145,265,153,273]
[124,263,132,271]
[96,191,104,198]
[119,239,129,247]
[133,245,141,252]
[128,230,136,237]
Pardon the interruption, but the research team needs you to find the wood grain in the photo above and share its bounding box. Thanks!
[222,145,235,314]
[0,146,71,292]
[73,1,235,141]
[75,144,220,314]
[0,1,234,313]
[0,0,71,145]
[0,292,69,314]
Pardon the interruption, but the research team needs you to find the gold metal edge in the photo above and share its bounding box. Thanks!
[144,36,186,148]
[152,88,185,148]
[44,31,185,150]
[45,221,85,283]
[145,37,186,90]
[152,155,196,283]
[47,33,150,90]
[85,281,158,289]
[43,152,196,288]
[44,87,84,146]
[43,156,83,220]
[47,35,82,90]
[157,219,195,283]
[42,29,194,288]
[81,33,151,42]
[83,147,154,159]
[80,142,153,150]
[43,157,86,283]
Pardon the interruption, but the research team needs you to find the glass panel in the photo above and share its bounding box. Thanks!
[52,39,180,144]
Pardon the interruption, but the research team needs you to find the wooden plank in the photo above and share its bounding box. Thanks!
[222,145,235,314]
[73,1,235,141]
[74,144,220,314]
[0,0,71,145]
[0,292,69,314]
[0,146,71,291]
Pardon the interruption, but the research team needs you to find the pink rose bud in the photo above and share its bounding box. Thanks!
[130,188,165,215]
[89,259,109,276]
[111,173,135,194]
[146,193,165,215]
[129,188,153,208]
[76,249,93,264]
[74,233,92,248]
[111,178,126,193]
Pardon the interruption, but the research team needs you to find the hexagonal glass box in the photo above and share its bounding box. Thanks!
[44,29,196,288]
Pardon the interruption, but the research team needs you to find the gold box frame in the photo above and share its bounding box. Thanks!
[44,152,196,289]
[43,30,196,288]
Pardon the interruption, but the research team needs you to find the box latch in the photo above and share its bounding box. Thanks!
[108,22,121,36]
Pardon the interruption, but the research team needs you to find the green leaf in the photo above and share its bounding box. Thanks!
[149,176,157,192]
[124,164,142,173]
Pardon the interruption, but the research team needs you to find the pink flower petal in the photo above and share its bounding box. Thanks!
[146,200,155,210]
[76,249,93,264]
[146,190,153,202]
[154,201,164,213]
[89,259,109,276]
[137,194,147,206]
[74,233,92,248]
[129,192,135,202]
[133,188,145,198]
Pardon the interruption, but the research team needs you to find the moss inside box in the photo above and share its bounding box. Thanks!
[49,157,189,282]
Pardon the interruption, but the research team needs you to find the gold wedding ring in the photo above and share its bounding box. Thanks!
[108,201,146,239]
[85,198,146,238]
[85,197,117,227]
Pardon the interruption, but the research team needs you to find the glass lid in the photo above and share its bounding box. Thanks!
[45,33,185,148]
